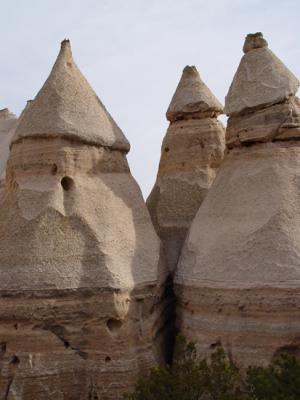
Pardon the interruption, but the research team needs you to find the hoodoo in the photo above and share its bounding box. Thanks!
[0,108,17,200]
[175,33,300,367]
[0,40,164,399]
[147,66,225,274]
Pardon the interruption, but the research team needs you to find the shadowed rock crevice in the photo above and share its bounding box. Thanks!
[147,66,225,362]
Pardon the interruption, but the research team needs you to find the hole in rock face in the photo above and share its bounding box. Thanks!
[64,340,70,349]
[165,147,170,153]
[106,318,122,334]
[0,342,6,355]
[105,356,111,363]
[51,164,58,175]
[61,176,74,191]
[210,340,221,349]
[11,355,20,365]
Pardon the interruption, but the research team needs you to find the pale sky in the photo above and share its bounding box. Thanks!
[1,0,300,197]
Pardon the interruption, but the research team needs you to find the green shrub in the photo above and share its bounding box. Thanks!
[124,335,248,400]
[247,353,300,400]
[125,336,300,399]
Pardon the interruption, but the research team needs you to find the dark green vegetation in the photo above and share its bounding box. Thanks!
[124,336,300,400]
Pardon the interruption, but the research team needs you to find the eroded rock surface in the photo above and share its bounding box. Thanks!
[175,34,300,367]
[225,32,299,116]
[147,66,225,275]
[0,109,17,201]
[166,66,223,122]
[0,40,165,399]
[15,40,129,151]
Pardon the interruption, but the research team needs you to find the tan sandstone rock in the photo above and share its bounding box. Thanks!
[147,66,225,275]
[0,108,18,201]
[166,66,223,122]
[0,40,165,399]
[175,34,300,367]
[225,32,299,116]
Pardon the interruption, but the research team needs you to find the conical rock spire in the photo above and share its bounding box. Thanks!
[175,34,300,368]
[225,33,300,147]
[225,33,299,116]
[148,67,225,274]
[166,66,223,122]
[0,41,165,398]
[14,40,130,151]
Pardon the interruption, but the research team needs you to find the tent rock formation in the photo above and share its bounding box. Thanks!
[0,40,165,399]
[175,33,300,367]
[147,66,225,275]
[2,31,300,397]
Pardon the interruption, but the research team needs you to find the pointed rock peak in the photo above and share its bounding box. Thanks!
[56,39,73,63]
[21,100,33,115]
[182,65,198,76]
[14,40,130,152]
[243,32,268,53]
[0,108,16,120]
[61,38,71,49]
[225,33,299,116]
[166,65,223,122]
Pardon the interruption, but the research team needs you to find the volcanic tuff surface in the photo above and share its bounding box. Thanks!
[0,40,165,399]
[14,40,130,151]
[166,66,223,122]
[147,66,225,275]
[225,33,299,116]
[1,30,300,396]
[0,108,17,201]
[175,33,300,367]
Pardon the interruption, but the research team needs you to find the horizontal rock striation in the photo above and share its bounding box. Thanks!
[0,40,165,399]
[147,66,225,275]
[226,97,300,147]
[175,33,300,367]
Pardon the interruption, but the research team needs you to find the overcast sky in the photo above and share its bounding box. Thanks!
[1,0,300,197]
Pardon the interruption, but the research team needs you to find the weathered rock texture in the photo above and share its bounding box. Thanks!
[175,33,300,367]
[0,108,18,201]
[0,40,165,399]
[147,66,225,275]
[225,33,299,116]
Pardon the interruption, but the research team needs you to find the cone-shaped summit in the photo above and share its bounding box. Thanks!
[14,40,130,151]
[225,33,299,116]
[148,66,225,275]
[166,66,223,122]
[175,33,300,368]
[0,40,164,399]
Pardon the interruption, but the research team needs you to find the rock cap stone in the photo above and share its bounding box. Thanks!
[166,66,223,122]
[225,33,299,116]
[13,39,130,151]
[243,32,268,53]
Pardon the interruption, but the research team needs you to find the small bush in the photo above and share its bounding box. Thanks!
[124,336,248,400]
[125,336,300,400]
[247,353,300,400]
